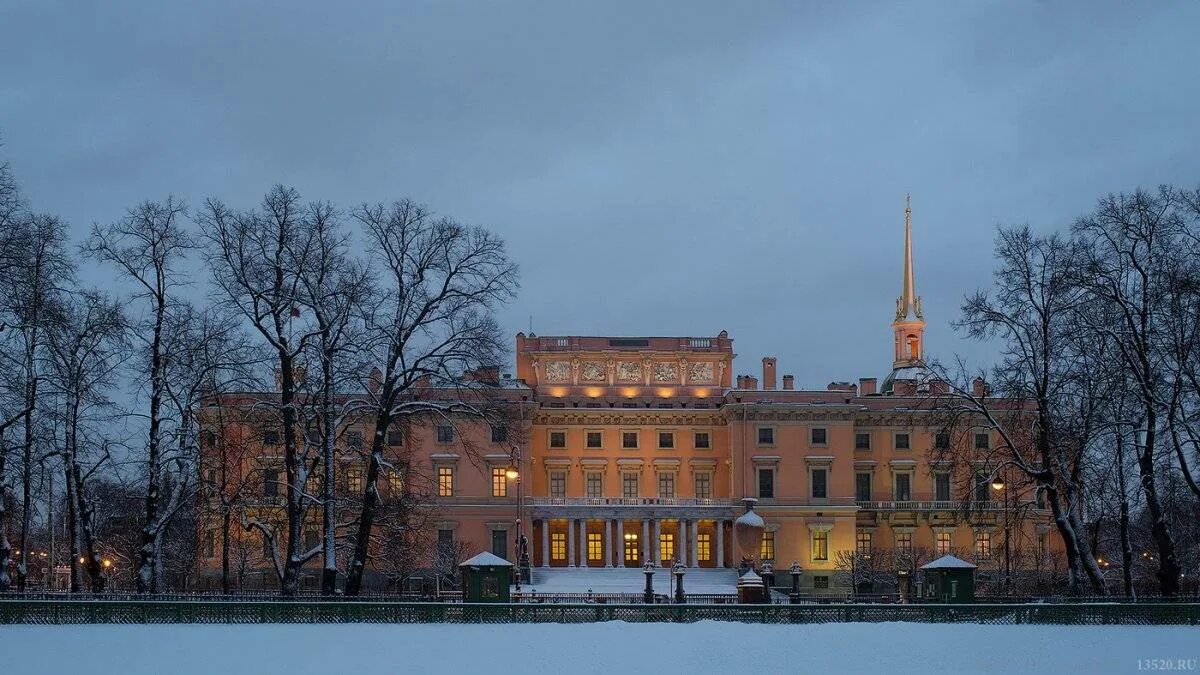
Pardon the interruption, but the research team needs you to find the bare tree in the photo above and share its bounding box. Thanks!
[342,200,518,595]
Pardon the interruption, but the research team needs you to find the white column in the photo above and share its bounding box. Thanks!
[691,520,700,567]
[653,519,662,565]
[642,519,650,565]
[541,520,550,568]
[679,519,688,566]
[580,519,589,567]
[617,520,625,567]
[716,520,725,568]
[567,518,576,567]
[605,520,613,568]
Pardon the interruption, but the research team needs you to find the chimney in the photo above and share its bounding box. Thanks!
[972,377,987,398]
[745,375,759,390]
[858,378,877,396]
[782,374,795,390]
[762,357,777,390]
[470,365,501,386]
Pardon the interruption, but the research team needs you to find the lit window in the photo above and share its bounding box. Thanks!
[811,468,827,499]
[622,432,638,449]
[624,533,639,563]
[658,431,674,449]
[697,533,711,562]
[588,533,603,561]
[811,428,827,445]
[854,433,870,450]
[551,532,566,561]
[437,425,454,443]
[549,471,566,498]
[549,431,566,448]
[437,466,454,497]
[660,533,675,563]
[894,433,910,450]
[586,431,602,448]
[346,466,364,493]
[811,530,828,561]
[622,473,638,498]
[856,531,872,555]
[974,432,990,449]
[760,531,775,562]
[936,531,952,556]
[491,467,508,497]
[895,531,912,553]
[694,432,710,449]
[975,532,992,559]
[758,468,774,499]
[658,472,675,499]
[387,468,404,493]
[586,472,603,498]
[694,472,712,499]
[757,427,774,445]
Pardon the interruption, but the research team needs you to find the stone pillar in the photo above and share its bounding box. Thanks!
[541,520,550,568]
[716,520,725,568]
[653,519,662,565]
[580,519,589,567]
[642,519,650,565]
[691,520,700,567]
[567,518,576,568]
[617,520,625,567]
[605,520,613,568]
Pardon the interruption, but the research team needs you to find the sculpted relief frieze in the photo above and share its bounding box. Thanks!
[543,360,571,383]
[652,361,678,383]
[580,360,606,382]
[687,361,715,384]
[616,361,642,383]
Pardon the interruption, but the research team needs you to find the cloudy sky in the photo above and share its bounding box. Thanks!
[2,1,1198,387]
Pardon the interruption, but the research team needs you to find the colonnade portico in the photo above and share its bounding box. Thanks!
[533,515,732,569]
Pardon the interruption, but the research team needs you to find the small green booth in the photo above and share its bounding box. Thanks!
[459,551,513,603]
[919,554,976,603]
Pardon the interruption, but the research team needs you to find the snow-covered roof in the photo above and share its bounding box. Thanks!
[921,554,976,569]
[460,551,513,567]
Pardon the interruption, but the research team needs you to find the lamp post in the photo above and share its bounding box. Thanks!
[673,560,686,604]
[990,472,1011,594]
[643,560,656,603]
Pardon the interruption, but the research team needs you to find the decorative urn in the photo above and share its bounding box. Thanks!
[733,497,765,568]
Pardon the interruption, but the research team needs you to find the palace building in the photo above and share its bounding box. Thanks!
[196,201,1058,594]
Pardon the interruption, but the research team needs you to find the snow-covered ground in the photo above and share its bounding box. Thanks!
[3,621,1195,674]
[526,566,739,593]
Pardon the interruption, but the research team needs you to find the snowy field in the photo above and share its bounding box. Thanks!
[3,621,1196,674]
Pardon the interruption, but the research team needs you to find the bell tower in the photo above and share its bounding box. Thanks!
[892,195,926,368]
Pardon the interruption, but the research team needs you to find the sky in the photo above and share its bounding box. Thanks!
[2,0,1198,388]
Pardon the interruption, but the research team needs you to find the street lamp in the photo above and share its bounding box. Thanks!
[643,560,656,603]
[672,560,686,604]
[990,471,1011,594]
[789,561,803,602]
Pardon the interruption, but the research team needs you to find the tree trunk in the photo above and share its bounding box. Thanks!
[136,286,166,593]
[221,509,232,594]
[1136,417,1181,595]
[0,434,10,592]
[64,456,81,593]
[279,351,302,596]
[320,349,338,595]
[345,409,390,596]
[1115,431,1135,598]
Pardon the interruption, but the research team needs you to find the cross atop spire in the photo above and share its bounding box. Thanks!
[896,194,923,321]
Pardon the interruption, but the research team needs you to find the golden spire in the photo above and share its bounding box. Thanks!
[896,194,923,321]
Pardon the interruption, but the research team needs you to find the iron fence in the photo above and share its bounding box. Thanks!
[0,599,1196,625]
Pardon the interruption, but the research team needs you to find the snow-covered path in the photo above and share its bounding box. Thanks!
[3,621,1194,674]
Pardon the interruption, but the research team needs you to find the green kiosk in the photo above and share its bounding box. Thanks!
[459,551,513,603]
[919,554,977,603]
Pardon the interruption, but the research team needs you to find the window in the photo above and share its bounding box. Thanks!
[304,526,320,551]
[760,531,775,562]
[813,575,829,589]
[586,431,602,448]
[694,431,711,449]
[345,431,363,449]
[306,471,322,496]
[855,433,871,450]
[658,472,675,499]
[387,429,404,446]
[697,533,711,562]
[1037,531,1049,558]
[974,432,990,449]
[974,472,990,503]
[935,430,950,449]
[757,427,774,445]
[437,466,454,496]
[855,472,872,502]
[491,467,508,497]
[436,425,454,443]
[437,529,454,569]
[346,466,364,494]
[975,531,992,559]
[622,472,639,498]
[624,533,639,563]
[262,536,275,562]
[588,532,603,561]
[895,531,912,553]
[660,533,675,563]
[894,473,912,501]
[811,530,828,561]
[549,471,566,498]
[694,472,712,500]
[263,468,280,498]
[856,531,872,555]
[811,428,827,445]
[549,431,566,448]
[811,468,828,499]
[658,431,674,449]
[492,530,508,561]
[622,431,638,449]
[262,429,280,446]
[551,532,566,561]
[491,425,508,443]
[387,468,404,493]
[894,433,910,450]
[203,529,217,559]
[757,468,775,499]
[586,472,603,498]
[936,531,952,556]
[935,472,951,501]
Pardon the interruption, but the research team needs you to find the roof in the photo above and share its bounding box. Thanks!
[459,551,513,567]
[921,554,977,570]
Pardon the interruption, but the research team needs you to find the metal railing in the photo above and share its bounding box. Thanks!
[528,497,735,507]
[0,599,1196,625]
[856,500,1003,511]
